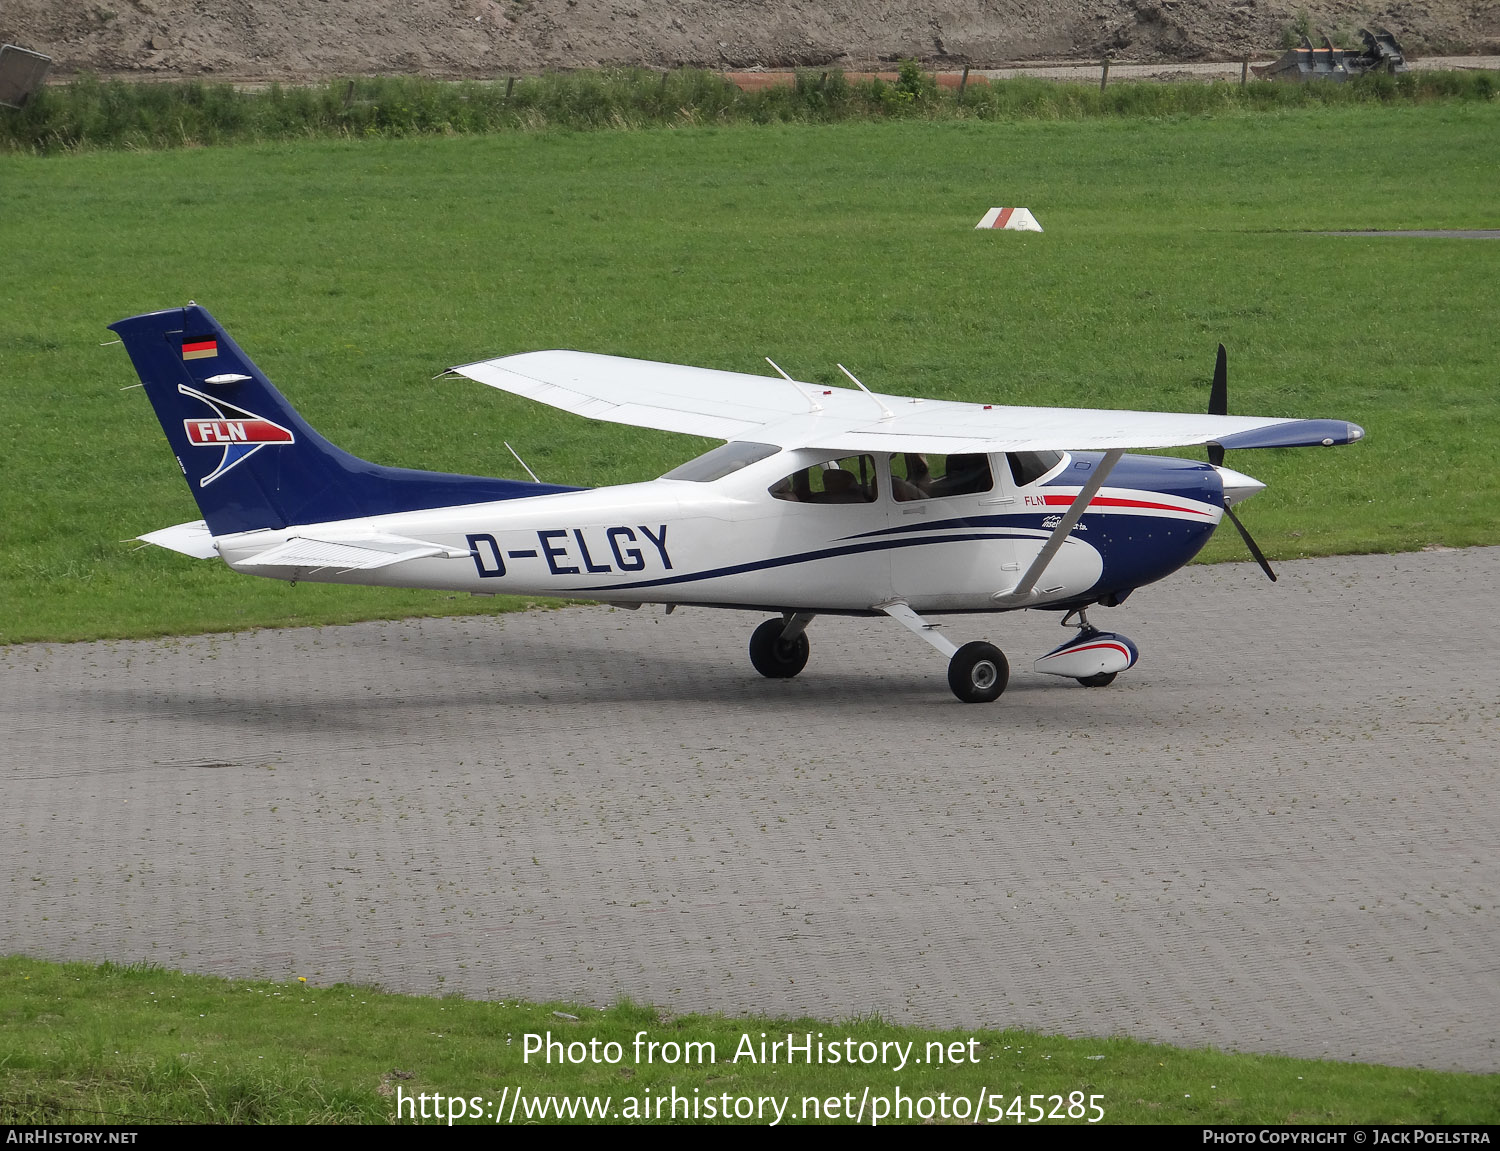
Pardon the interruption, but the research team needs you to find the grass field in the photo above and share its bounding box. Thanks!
[4,958,1496,1125]
[1,100,1497,643]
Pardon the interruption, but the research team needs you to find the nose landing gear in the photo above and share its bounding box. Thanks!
[1034,608,1138,687]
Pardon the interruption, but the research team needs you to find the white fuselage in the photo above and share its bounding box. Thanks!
[215,449,1225,614]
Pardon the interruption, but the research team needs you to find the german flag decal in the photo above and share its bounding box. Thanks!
[182,337,218,361]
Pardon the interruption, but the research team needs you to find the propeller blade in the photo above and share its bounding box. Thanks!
[1208,343,1227,467]
[1222,501,1277,582]
[1209,343,1228,415]
[1205,343,1275,580]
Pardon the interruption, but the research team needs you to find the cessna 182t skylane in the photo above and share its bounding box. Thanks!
[115,304,1363,703]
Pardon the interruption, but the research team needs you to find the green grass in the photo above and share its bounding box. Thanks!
[2,102,1497,643]
[3,957,1495,1124]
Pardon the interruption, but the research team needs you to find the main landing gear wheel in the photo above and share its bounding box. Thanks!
[948,641,1009,703]
[1077,672,1117,688]
[749,618,810,679]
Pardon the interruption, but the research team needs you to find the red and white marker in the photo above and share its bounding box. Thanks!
[975,207,1043,232]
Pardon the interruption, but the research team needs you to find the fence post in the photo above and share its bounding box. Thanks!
[1241,57,1250,86]
[959,64,970,100]
[1100,57,1110,91]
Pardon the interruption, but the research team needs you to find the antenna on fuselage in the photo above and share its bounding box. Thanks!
[765,357,823,413]
[504,441,541,483]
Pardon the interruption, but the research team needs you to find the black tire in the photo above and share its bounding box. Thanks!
[947,641,1008,703]
[1077,672,1117,688]
[749,618,810,679]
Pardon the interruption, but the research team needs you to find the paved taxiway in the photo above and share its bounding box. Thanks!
[3,548,1496,1070]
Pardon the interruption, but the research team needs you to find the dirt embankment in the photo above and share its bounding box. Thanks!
[4,1,1498,83]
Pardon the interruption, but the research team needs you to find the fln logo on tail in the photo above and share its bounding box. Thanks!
[178,383,296,487]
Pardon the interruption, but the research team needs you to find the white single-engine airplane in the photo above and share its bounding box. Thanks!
[115,304,1363,703]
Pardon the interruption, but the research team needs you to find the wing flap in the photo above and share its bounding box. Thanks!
[805,414,1363,455]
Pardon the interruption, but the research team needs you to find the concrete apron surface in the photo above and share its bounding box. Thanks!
[3,547,1496,1070]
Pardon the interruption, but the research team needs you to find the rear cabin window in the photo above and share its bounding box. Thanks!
[889,453,993,501]
[662,441,780,482]
[770,456,879,503]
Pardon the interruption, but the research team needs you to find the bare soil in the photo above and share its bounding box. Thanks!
[5,1,1498,84]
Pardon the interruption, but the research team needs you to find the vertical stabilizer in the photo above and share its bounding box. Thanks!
[112,305,578,535]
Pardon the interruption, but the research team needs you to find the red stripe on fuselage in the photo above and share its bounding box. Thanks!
[1039,493,1211,516]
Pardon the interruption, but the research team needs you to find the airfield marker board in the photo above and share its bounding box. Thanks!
[976,207,1043,232]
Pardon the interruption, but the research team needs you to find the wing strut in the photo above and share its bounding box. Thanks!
[992,448,1124,607]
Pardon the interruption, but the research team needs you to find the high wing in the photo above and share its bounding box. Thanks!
[450,350,1364,455]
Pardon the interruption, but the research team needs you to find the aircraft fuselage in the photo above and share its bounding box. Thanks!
[215,447,1228,615]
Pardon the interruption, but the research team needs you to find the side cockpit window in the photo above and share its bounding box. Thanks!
[770,456,878,503]
[890,453,993,501]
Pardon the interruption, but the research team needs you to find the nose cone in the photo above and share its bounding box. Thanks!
[1214,464,1266,508]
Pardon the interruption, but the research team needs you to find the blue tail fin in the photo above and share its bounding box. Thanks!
[112,305,579,536]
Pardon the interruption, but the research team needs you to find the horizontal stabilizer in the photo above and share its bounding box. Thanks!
[137,520,218,559]
[236,534,473,572]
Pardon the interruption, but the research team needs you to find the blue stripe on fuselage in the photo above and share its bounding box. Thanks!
[573,531,1038,593]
